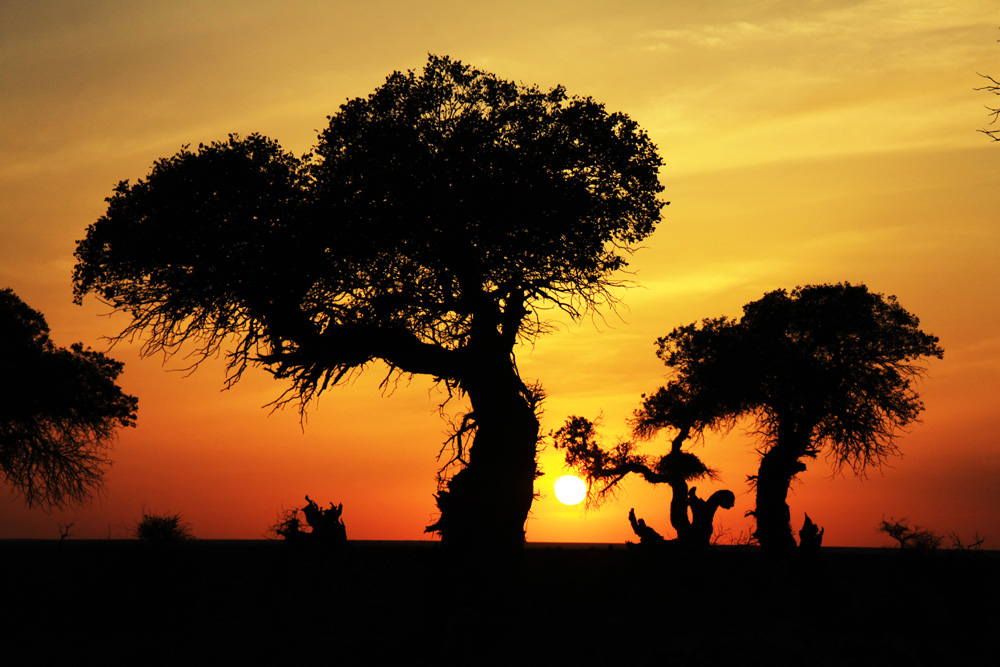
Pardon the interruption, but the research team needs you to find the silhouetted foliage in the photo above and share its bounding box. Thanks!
[57,521,75,542]
[948,531,987,551]
[271,495,347,546]
[879,516,942,551]
[72,55,665,551]
[553,414,734,546]
[134,510,194,543]
[977,29,999,141]
[879,518,988,553]
[649,283,943,556]
[977,72,1000,140]
[0,288,137,508]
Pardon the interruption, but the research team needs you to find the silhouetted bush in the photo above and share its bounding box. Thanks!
[879,516,942,551]
[948,531,987,551]
[134,511,194,543]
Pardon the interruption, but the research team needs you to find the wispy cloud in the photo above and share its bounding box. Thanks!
[642,21,766,50]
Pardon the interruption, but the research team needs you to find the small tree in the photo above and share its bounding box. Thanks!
[73,55,665,551]
[948,531,987,551]
[651,283,943,555]
[0,288,137,508]
[879,517,942,551]
[553,415,734,546]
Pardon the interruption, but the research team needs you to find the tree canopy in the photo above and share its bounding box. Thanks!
[73,55,663,404]
[645,283,943,553]
[650,284,943,469]
[0,288,138,508]
[72,55,665,548]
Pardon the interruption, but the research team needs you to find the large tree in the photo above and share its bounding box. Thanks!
[73,55,665,550]
[0,288,138,508]
[650,283,943,555]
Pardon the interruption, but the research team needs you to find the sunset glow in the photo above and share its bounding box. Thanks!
[1,1,998,547]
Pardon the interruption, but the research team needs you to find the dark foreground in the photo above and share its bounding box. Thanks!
[2,540,996,665]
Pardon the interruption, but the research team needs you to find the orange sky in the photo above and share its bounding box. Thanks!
[2,1,998,546]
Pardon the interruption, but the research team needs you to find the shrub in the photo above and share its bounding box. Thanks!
[948,531,987,551]
[879,516,942,551]
[134,510,194,543]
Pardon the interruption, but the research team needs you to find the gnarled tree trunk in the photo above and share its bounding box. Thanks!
[427,361,539,552]
[668,477,695,543]
[753,443,808,555]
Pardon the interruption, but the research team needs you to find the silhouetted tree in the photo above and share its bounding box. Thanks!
[553,414,734,546]
[72,55,665,551]
[653,283,943,555]
[0,288,137,508]
[879,516,942,551]
[553,326,745,545]
[948,531,987,551]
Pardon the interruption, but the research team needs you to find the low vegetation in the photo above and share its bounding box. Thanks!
[134,510,194,543]
[879,516,987,552]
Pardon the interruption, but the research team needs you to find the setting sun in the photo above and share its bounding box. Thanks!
[554,475,587,506]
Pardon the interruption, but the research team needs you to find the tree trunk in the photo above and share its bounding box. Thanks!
[753,444,807,556]
[668,477,694,543]
[427,362,539,553]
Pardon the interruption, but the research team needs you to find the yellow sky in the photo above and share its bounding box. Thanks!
[1,1,998,545]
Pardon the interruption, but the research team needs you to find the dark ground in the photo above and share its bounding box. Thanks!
[1,539,996,665]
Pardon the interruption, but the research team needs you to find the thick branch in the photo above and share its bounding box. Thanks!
[596,460,670,486]
[260,321,466,398]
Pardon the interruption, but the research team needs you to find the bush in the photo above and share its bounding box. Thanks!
[134,511,194,543]
[879,516,942,551]
[948,531,987,551]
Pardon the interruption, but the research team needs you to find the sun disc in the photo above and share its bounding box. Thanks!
[554,475,587,505]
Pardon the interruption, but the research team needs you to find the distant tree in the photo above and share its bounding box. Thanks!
[948,531,987,551]
[651,283,943,555]
[879,516,942,551]
[72,55,665,551]
[0,288,137,508]
[57,520,75,542]
[881,518,988,552]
